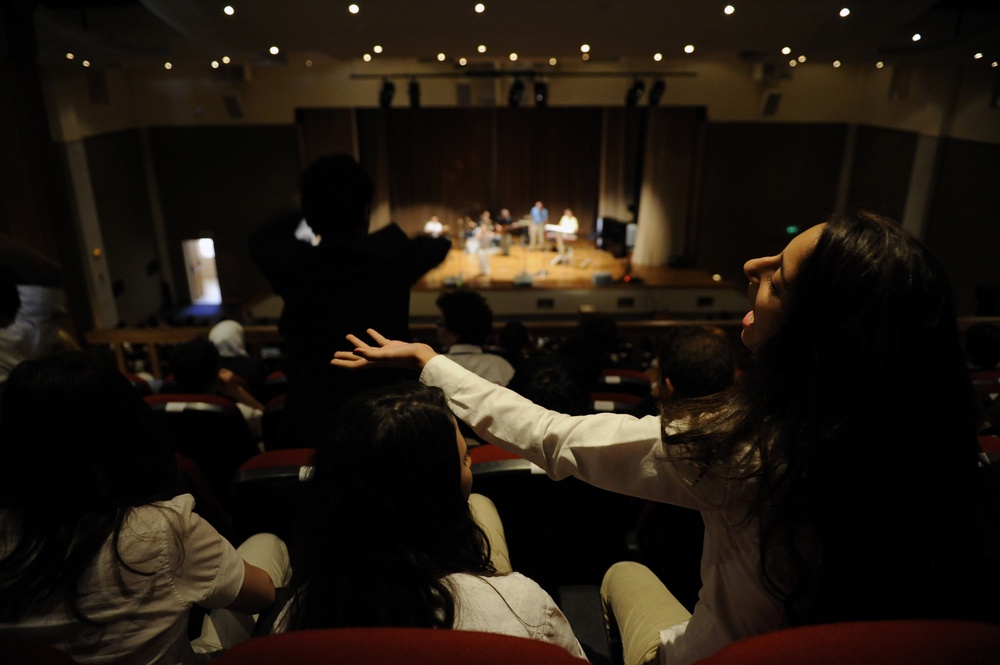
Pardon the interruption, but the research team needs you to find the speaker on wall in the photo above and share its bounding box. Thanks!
[760,89,782,116]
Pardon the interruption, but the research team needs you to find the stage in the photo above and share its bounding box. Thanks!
[409,241,749,322]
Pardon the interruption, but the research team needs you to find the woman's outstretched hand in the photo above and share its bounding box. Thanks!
[330,328,438,371]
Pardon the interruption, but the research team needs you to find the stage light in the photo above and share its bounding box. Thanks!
[625,79,645,107]
[508,78,525,107]
[534,80,549,106]
[648,79,666,106]
[379,78,395,108]
[408,79,421,108]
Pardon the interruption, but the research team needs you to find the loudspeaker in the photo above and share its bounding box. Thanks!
[760,89,782,116]
[222,93,244,119]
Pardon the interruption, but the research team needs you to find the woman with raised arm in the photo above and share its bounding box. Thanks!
[0,351,286,664]
[277,382,586,659]
[332,212,1000,665]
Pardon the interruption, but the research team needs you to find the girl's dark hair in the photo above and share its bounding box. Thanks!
[0,351,180,623]
[286,382,494,630]
[664,211,1000,624]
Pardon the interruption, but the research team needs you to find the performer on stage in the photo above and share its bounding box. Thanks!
[529,201,548,251]
[495,208,514,256]
[548,209,579,265]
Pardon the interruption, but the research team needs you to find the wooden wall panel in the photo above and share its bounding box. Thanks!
[694,122,848,280]
[924,137,1000,315]
[148,125,300,306]
[846,125,917,221]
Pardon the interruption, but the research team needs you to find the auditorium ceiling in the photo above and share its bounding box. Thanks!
[32,0,1000,71]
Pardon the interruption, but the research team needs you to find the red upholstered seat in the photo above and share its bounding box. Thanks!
[229,448,315,543]
[213,628,587,665]
[694,620,1000,665]
[468,443,522,465]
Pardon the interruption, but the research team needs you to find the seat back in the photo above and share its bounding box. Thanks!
[694,620,1000,665]
[472,459,644,592]
[229,448,315,543]
[213,628,586,665]
[146,393,260,502]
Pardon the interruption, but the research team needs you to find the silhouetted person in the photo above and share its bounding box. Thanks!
[250,154,450,446]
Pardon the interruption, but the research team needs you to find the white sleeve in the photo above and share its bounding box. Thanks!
[420,355,732,511]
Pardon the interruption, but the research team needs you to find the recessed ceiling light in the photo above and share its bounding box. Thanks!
[993,62,999,68]
[269,46,280,55]
[222,56,231,64]
[373,45,383,54]
[581,53,590,61]
[459,57,468,66]
[833,60,841,68]
[164,62,172,70]
[724,5,735,15]
[789,59,797,67]
[653,52,663,62]
[65,52,74,60]
[305,59,313,67]
[798,55,806,63]
[477,44,487,53]
[876,61,884,68]
[437,52,446,61]
[549,57,558,66]
[973,52,983,59]
[363,53,372,62]
[580,44,590,53]
[781,47,791,55]
[223,5,235,16]
[684,44,695,54]
[839,7,850,18]
[348,4,359,14]
[475,3,485,12]
[82,60,91,67]
[911,33,921,42]
[509,52,518,61]
[211,60,219,68]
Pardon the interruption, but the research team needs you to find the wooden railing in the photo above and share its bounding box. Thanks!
[85,316,1000,378]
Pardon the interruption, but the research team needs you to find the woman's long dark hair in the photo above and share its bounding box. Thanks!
[285,382,495,630]
[664,212,1000,624]
[0,351,179,623]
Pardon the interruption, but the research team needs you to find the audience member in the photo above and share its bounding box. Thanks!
[209,319,266,396]
[528,200,548,251]
[170,338,266,442]
[334,212,1000,665]
[496,320,533,370]
[0,351,288,663]
[650,326,734,405]
[0,232,65,397]
[507,351,592,416]
[249,153,451,446]
[965,321,1000,370]
[277,382,586,658]
[436,290,514,386]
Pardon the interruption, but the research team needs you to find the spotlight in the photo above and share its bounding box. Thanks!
[508,78,525,107]
[625,79,645,107]
[379,78,395,108]
[648,79,666,106]
[408,79,421,108]
[534,80,548,106]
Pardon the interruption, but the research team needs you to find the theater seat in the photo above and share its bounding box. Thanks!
[694,620,1000,665]
[146,393,260,503]
[229,448,315,543]
[213,628,587,665]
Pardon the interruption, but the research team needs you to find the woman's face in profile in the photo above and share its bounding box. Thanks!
[741,224,824,352]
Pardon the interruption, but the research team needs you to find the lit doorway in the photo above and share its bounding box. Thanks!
[182,238,222,305]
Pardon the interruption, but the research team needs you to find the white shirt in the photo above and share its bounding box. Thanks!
[420,355,785,665]
[445,344,515,387]
[0,285,65,384]
[447,572,586,659]
[557,215,579,235]
[0,494,246,665]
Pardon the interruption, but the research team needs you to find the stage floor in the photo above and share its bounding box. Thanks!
[416,241,726,291]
